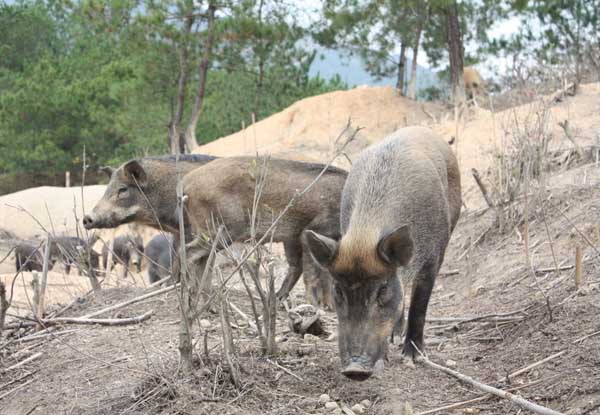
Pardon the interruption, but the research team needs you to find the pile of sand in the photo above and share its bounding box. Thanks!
[196,83,600,210]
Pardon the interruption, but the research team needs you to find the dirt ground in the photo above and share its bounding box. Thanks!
[2,84,600,415]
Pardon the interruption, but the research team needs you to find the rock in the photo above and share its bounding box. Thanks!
[324,401,339,411]
[333,409,342,415]
[304,333,320,342]
[445,359,457,368]
[318,393,331,404]
[360,399,372,408]
[351,403,365,414]
[199,319,211,329]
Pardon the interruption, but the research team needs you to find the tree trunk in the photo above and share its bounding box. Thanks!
[446,0,465,106]
[396,43,407,95]
[184,3,217,151]
[407,22,424,99]
[169,13,194,155]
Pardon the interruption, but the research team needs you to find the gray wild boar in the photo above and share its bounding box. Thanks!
[102,234,144,274]
[15,242,46,272]
[50,236,99,274]
[181,157,347,309]
[305,126,461,381]
[145,233,175,284]
[84,155,218,234]
[83,155,217,283]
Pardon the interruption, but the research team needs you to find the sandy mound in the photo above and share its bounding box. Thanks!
[197,83,600,210]
[0,185,106,240]
[195,86,443,161]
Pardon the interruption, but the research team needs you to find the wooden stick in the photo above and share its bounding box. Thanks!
[228,301,257,331]
[471,168,494,208]
[427,309,527,324]
[417,378,547,415]
[265,358,303,381]
[1,352,42,373]
[41,310,153,326]
[508,350,566,380]
[575,246,583,289]
[81,284,178,319]
[0,378,35,400]
[419,353,564,415]
[36,235,52,329]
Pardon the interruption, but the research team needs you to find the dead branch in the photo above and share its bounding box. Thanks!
[548,82,576,104]
[228,300,257,331]
[471,168,494,208]
[219,296,241,390]
[0,281,8,338]
[508,350,566,381]
[1,352,42,374]
[417,378,548,415]
[81,284,178,319]
[40,310,153,326]
[0,378,35,401]
[575,246,583,289]
[36,235,52,330]
[427,308,528,324]
[265,358,303,381]
[418,352,564,415]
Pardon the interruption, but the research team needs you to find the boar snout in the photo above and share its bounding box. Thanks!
[82,213,99,229]
[341,358,375,381]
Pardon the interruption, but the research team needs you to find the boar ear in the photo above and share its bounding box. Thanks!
[123,160,147,187]
[98,166,115,178]
[377,225,413,267]
[304,230,338,268]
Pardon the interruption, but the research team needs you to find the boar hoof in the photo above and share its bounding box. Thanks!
[401,340,424,362]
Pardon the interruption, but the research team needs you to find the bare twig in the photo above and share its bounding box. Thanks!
[417,349,564,415]
[1,352,42,374]
[40,310,153,326]
[417,378,549,415]
[219,295,241,390]
[265,358,303,381]
[81,284,178,319]
[575,246,583,289]
[472,168,494,208]
[0,378,35,400]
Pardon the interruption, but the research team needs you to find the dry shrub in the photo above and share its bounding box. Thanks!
[489,99,553,233]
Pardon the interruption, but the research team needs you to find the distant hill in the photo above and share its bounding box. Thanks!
[309,45,440,93]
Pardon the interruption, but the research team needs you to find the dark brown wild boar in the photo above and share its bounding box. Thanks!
[15,242,46,272]
[181,157,347,309]
[305,126,461,381]
[102,234,144,274]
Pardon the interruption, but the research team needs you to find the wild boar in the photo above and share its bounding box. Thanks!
[50,236,99,274]
[102,234,144,274]
[84,155,218,234]
[15,242,45,272]
[464,66,486,107]
[305,126,461,381]
[181,157,347,309]
[145,233,175,284]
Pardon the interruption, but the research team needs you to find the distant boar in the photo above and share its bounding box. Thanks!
[102,234,144,274]
[50,236,99,274]
[464,66,486,106]
[145,233,175,284]
[305,126,461,381]
[15,242,45,272]
[181,157,347,309]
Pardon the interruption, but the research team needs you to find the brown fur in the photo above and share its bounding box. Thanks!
[464,66,486,106]
[181,156,347,308]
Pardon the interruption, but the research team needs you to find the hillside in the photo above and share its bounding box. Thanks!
[2,83,600,414]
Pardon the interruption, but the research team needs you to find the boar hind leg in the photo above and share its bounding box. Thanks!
[275,241,303,302]
[403,261,437,360]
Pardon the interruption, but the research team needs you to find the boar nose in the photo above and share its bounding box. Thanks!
[82,214,95,229]
[341,359,373,381]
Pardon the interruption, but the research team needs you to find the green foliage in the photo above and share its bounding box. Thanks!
[0,0,347,191]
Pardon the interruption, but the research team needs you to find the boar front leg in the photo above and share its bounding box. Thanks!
[402,260,437,360]
[275,240,303,303]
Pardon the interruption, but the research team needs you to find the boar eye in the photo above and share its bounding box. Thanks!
[377,284,391,307]
[117,186,129,197]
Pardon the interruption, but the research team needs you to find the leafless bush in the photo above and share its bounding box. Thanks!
[489,100,553,233]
